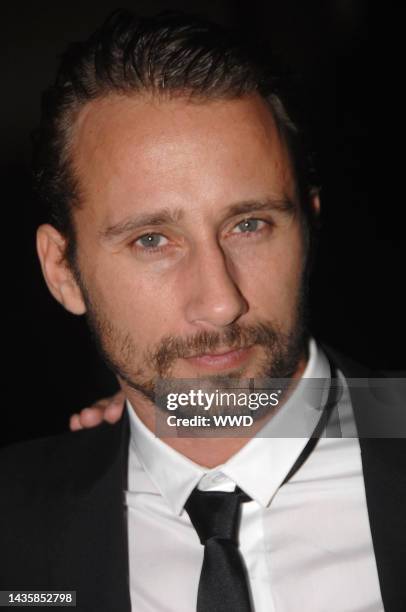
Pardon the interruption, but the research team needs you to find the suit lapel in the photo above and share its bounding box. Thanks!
[44,347,405,610]
[47,409,131,611]
[322,343,406,611]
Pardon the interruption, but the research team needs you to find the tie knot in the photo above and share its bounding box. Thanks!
[185,486,249,545]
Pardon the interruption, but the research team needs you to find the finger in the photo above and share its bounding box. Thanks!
[78,406,106,428]
[69,413,83,432]
[104,391,126,423]
[111,390,126,404]
[104,401,125,423]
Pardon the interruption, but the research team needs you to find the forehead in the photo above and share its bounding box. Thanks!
[71,93,296,223]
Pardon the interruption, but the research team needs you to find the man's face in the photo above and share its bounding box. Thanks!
[64,93,310,397]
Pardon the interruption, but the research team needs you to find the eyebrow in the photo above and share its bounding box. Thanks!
[99,197,296,243]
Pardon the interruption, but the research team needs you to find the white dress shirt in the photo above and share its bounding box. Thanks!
[125,339,384,611]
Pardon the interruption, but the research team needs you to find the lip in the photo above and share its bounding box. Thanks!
[184,346,253,370]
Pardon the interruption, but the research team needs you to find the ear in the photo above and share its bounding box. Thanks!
[36,224,86,315]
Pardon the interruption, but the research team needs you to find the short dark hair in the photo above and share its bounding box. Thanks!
[32,9,318,269]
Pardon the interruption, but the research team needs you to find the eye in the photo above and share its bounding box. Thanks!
[233,218,266,234]
[134,233,169,249]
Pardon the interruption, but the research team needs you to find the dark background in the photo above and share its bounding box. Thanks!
[1,1,403,447]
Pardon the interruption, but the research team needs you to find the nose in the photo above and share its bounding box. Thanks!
[184,240,248,328]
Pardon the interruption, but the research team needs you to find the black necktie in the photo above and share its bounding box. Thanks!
[184,486,253,612]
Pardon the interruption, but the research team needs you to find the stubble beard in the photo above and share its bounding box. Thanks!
[77,272,310,418]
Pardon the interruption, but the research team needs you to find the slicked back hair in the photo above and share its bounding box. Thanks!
[32,9,319,269]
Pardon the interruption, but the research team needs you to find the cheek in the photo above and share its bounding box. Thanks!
[233,232,304,322]
[87,256,182,343]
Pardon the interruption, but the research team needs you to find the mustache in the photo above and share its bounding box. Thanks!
[148,321,280,375]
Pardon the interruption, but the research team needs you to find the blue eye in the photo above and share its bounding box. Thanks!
[135,233,168,248]
[234,218,265,233]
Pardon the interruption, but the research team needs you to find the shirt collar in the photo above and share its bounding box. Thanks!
[221,338,331,506]
[127,338,331,514]
[127,400,204,515]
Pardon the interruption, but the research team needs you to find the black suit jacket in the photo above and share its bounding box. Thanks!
[0,346,405,612]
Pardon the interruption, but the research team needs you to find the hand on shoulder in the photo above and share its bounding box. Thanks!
[69,390,125,431]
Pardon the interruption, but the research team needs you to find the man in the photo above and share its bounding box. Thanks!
[0,9,404,612]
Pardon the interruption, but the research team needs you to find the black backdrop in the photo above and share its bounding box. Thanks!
[2,1,403,447]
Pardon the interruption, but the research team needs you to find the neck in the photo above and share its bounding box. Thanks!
[121,351,308,468]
